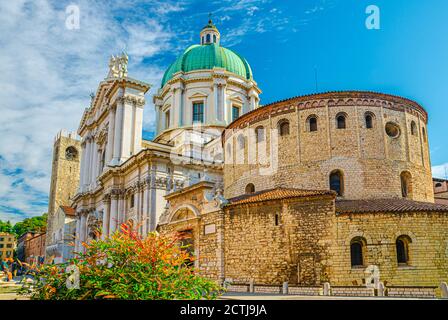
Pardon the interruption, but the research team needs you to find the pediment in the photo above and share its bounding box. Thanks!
[229,95,244,105]
[188,91,209,100]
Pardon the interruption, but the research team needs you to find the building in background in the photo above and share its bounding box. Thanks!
[25,233,46,265]
[16,232,39,262]
[0,233,16,260]
[434,178,448,205]
[45,131,81,261]
[45,206,77,264]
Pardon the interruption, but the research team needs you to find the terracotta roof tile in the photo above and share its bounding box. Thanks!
[60,206,76,216]
[227,188,335,206]
[336,199,448,214]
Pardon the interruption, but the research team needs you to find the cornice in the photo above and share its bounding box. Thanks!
[223,91,429,143]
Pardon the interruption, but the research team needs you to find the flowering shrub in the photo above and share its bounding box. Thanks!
[20,223,222,300]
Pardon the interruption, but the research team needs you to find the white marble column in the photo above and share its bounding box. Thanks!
[173,87,183,127]
[111,102,124,165]
[135,188,141,233]
[178,89,184,127]
[155,106,161,134]
[221,85,228,123]
[91,140,98,186]
[105,106,116,164]
[75,215,81,252]
[149,187,157,232]
[133,104,143,155]
[142,184,149,237]
[79,142,87,190]
[120,195,126,226]
[249,94,257,111]
[171,88,177,127]
[109,194,119,235]
[85,138,93,186]
[80,212,87,252]
[214,84,219,122]
[102,198,110,239]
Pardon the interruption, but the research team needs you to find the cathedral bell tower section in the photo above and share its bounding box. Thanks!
[45,131,81,257]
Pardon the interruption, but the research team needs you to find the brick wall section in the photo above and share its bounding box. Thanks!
[288,286,322,296]
[386,287,437,298]
[331,286,375,297]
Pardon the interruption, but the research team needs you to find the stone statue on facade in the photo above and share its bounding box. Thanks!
[107,52,128,79]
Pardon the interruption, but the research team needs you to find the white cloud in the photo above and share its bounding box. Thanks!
[0,0,181,222]
[432,163,448,179]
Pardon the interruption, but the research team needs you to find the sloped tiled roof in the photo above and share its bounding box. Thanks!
[60,206,76,216]
[336,199,448,214]
[227,188,336,206]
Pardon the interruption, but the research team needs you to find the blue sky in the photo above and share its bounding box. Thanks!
[1,0,448,222]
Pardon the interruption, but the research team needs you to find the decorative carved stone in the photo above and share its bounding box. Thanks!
[107,53,128,79]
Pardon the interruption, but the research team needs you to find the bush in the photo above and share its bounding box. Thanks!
[20,223,222,300]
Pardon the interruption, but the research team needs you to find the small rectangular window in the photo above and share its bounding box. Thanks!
[193,102,204,123]
[232,106,240,122]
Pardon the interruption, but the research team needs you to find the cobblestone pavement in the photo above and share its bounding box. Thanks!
[0,278,30,300]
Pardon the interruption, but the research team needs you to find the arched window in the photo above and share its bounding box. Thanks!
[330,170,344,196]
[350,237,366,267]
[336,114,347,129]
[410,121,417,136]
[308,116,318,132]
[396,235,411,265]
[274,214,280,226]
[422,127,427,142]
[206,34,211,43]
[278,120,290,136]
[365,113,374,129]
[245,183,255,194]
[255,126,265,143]
[400,171,412,198]
[213,34,217,43]
[65,146,78,161]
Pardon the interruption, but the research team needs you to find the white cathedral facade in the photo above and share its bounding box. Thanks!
[71,21,261,252]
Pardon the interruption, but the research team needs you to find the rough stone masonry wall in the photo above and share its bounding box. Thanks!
[329,211,448,287]
[224,96,433,203]
[223,197,335,285]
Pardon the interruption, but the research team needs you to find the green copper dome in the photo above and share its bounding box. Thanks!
[161,43,253,87]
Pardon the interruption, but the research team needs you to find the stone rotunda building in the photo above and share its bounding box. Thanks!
[159,91,448,287]
[48,20,448,289]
